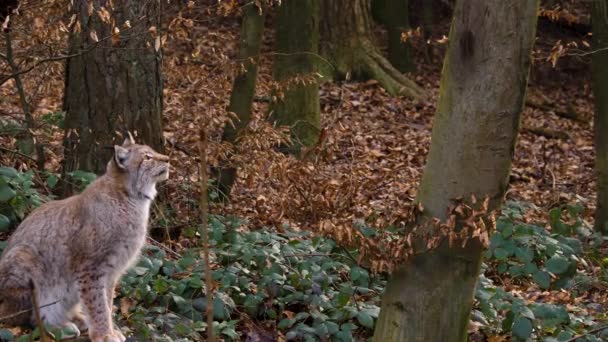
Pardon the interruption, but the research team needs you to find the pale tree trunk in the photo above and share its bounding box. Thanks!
[320,0,422,98]
[217,2,266,197]
[62,0,164,178]
[270,0,320,155]
[592,0,608,234]
[373,1,539,341]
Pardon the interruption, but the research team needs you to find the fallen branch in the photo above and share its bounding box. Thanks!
[565,325,608,342]
[523,126,569,140]
[525,97,587,123]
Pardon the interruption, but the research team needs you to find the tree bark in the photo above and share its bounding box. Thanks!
[217,2,266,197]
[62,0,164,178]
[592,0,608,234]
[372,0,413,72]
[320,0,422,98]
[373,1,539,341]
[270,0,320,155]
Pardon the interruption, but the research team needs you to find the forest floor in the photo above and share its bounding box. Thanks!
[0,1,607,341]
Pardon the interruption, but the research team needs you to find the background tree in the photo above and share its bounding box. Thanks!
[270,0,320,155]
[592,0,608,234]
[62,0,164,178]
[217,2,266,196]
[373,1,539,341]
[320,0,422,97]
[372,0,413,72]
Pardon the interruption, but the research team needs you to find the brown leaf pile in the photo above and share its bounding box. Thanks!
[0,1,597,271]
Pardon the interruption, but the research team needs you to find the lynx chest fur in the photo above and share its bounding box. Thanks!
[0,137,169,342]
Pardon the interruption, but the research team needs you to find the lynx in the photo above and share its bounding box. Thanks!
[0,136,169,342]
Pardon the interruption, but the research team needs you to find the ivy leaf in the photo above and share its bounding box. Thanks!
[531,303,570,328]
[512,317,533,340]
[46,175,59,189]
[0,180,16,202]
[546,255,570,275]
[0,329,14,341]
[494,247,510,260]
[533,270,551,289]
[0,167,18,178]
[0,214,11,232]
[356,311,374,329]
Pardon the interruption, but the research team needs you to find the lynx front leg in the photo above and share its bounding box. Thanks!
[77,275,124,342]
[106,279,126,341]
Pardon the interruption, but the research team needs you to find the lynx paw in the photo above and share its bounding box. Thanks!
[91,331,125,342]
[113,328,127,342]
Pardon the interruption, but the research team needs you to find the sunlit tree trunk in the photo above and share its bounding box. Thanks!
[372,0,413,72]
[592,0,608,234]
[62,0,164,178]
[270,0,320,155]
[373,1,539,341]
[320,0,422,98]
[217,2,266,197]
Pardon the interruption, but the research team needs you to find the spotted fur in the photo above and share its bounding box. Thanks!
[0,138,169,342]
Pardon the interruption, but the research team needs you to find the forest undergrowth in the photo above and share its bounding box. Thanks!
[0,1,607,341]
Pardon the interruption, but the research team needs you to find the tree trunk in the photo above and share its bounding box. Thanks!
[217,2,266,197]
[373,1,539,341]
[320,0,422,98]
[372,0,413,72]
[62,0,164,178]
[270,0,320,155]
[592,0,608,234]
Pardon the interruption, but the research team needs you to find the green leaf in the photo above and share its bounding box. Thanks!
[515,247,534,263]
[356,311,374,329]
[0,329,15,341]
[533,270,551,289]
[546,255,570,275]
[512,317,533,340]
[46,175,59,189]
[494,247,510,260]
[531,303,570,328]
[0,167,18,178]
[0,214,11,232]
[278,318,296,330]
[0,181,16,202]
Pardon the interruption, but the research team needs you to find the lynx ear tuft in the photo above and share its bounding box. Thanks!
[114,145,129,169]
[123,132,135,147]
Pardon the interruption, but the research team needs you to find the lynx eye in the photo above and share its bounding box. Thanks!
[144,154,153,161]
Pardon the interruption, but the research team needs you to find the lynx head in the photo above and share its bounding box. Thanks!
[109,133,170,200]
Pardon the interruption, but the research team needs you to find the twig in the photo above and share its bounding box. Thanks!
[0,145,36,161]
[146,236,182,259]
[565,325,608,342]
[29,281,51,342]
[198,127,215,342]
[4,28,44,168]
[0,37,108,87]
[0,300,60,323]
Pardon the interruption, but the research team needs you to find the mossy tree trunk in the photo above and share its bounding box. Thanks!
[372,0,413,72]
[592,0,608,234]
[270,0,320,155]
[372,1,539,341]
[217,2,266,197]
[62,0,163,178]
[320,0,422,98]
